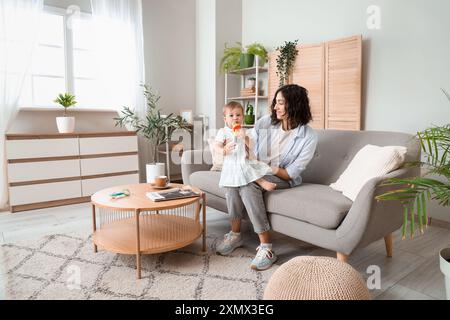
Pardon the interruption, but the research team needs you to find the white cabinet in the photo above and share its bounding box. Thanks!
[8,159,81,183]
[9,181,82,206]
[79,136,138,155]
[6,132,139,212]
[80,155,139,176]
[6,138,79,159]
[82,174,139,197]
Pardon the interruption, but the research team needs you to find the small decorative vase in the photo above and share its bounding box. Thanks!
[244,115,255,125]
[146,163,166,184]
[56,117,75,133]
[440,247,450,300]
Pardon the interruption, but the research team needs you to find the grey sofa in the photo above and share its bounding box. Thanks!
[181,130,420,261]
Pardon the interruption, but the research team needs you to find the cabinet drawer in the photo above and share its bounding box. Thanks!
[82,174,139,196]
[79,136,138,155]
[80,155,138,176]
[8,159,81,183]
[9,180,82,206]
[6,138,79,159]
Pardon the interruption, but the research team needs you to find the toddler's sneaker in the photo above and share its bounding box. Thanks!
[250,245,277,271]
[216,231,243,256]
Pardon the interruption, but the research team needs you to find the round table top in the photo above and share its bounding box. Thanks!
[91,183,202,211]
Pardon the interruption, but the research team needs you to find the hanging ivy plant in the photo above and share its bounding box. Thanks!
[276,40,299,87]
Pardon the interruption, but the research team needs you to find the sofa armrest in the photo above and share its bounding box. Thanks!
[181,149,213,185]
[336,166,420,255]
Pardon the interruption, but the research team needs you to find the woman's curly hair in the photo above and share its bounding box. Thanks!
[270,84,312,129]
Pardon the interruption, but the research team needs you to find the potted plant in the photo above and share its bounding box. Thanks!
[54,93,77,133]
[275,40,299,87]
[220,42,269,73]
[114,84,192,183]
[247,77,256,88]
[376,89,450,299]
[220,42,243,73]
[246,42,268,67]
[244,102,255,125]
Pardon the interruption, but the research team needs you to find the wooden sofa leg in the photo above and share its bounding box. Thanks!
[336,252,349,263]
[384,233,393,258]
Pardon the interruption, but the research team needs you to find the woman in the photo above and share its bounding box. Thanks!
[216,84,318,271]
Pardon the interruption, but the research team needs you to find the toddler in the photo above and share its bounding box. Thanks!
[214,101,276,191]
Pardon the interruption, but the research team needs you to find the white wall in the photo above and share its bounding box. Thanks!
[242,0,450,221]
[143,0,196,116]
[196,0,242,130]
[242,0,450,134]
[196,0,217,130]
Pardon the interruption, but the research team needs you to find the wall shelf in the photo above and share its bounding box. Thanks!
[226,96,268,101]
[224,56,268,126]
[228,66,268,76]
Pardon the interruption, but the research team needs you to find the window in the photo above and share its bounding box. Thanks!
[19,10,65,107]
[19,6,110,110]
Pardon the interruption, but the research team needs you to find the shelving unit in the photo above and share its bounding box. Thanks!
[224,56,269,127]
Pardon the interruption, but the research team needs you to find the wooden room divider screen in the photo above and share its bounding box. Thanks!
[268,35,362,131]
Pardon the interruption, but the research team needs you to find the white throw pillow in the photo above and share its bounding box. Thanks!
[330,145,407,201]
[207,138,223,171]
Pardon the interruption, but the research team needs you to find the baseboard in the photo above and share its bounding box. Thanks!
[11,197,91,213]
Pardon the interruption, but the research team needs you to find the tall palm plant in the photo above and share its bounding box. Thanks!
[114,84,191,163]
[376,89,450,239]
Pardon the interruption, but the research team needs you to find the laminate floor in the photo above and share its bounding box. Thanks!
[1,203,449,300]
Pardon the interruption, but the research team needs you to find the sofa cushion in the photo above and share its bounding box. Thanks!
[189,171,226,198]
[265,184,353,229]
[330,144,407,201]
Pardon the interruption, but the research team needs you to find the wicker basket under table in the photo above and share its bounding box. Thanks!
[91,183,206,279]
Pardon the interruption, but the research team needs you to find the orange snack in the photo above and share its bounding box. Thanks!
[232,123,242,134]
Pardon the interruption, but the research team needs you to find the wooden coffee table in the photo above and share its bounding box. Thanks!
[91,183,206,279]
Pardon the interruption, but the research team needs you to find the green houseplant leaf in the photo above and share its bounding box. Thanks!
[114,84,192,164]
[376,90,450,239]
[275,40,299,87]
[246,42,268,66]
[54,93,77,116]
[220,42,242,74]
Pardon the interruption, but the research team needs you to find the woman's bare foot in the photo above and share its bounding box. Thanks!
[256,179,277,191]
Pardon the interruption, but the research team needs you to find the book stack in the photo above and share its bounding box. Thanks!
[240,87,256,97]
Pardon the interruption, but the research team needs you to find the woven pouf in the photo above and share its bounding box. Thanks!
[264,256,371,300]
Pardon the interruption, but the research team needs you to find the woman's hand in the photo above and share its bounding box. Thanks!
[271,166,291,181]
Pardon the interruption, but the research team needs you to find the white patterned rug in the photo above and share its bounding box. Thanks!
[0,230,278,300]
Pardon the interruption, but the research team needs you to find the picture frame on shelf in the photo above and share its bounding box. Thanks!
[180,109,193,124]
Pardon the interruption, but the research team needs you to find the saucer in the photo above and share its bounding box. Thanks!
[153,184,171,190]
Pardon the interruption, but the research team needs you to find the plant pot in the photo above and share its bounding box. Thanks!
[440,247,450,300]
[244,115,255,125]
[240,54,255,69]
[146,163,165,184]
[247,79,256,88]
[56,117,75,133]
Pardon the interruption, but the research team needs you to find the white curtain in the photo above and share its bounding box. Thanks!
[0,0,43,209]
[90,0,146,114]
[90,0,148,180]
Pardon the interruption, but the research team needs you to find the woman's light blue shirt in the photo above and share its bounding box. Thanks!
[249,115,318,187]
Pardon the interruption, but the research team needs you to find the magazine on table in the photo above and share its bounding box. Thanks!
[146,188,200,202]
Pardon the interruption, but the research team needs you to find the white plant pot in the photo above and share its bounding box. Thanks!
[440,247,450,300]
[56,117,75,133]
[247,80,256,88]
[146,163,165,184]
